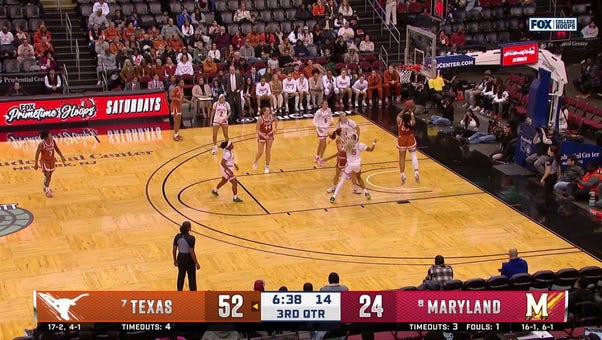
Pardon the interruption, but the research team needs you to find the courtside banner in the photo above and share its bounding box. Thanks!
[1,91,168,127]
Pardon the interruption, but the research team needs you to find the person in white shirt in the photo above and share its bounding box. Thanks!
[352,74,368,107]
[322,134,376,203]
[93,0,110,17]
[282,73,299,113]
[313,100,333,162]
[309,71,325,110]
[207,42,221,62]
[359,34,374,52]
[0,26,15,57]
[296,73,310,110]
[255,77,273,110]
[211,141,243,203]
[322,70,339,107]
[337,22,355,43]
[233,3,252,23]
[335,69,352,108]
[581,22,599,39]
[210,94,232,154]
[175,54,194,76]
[287,26,302,45]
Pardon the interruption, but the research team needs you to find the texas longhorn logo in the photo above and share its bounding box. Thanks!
[37,292,90,321]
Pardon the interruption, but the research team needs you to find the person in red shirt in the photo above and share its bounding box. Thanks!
[34,130,66,198]
[450,29,466,47]
[383,65,401,104]
[367,69,383,105]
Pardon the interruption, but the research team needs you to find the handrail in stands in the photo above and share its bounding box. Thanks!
[365,0,402,60]
[379,45,389,68]
[62,64,69,94]
[65,13,73,54]
[57,0,63,26]
[75,39,81,80]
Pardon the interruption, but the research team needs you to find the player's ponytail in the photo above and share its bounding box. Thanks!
[219,141,231,149]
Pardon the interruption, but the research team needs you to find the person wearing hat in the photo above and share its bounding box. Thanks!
[554,154,584,194]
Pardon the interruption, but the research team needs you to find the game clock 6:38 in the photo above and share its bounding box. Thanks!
[261,292,341,321]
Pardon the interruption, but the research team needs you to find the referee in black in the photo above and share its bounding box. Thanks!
[172,221,200,291]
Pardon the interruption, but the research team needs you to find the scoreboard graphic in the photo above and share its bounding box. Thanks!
[34,290,568,332]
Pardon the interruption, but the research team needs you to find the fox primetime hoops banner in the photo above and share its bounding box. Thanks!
[0,91,168,128]
[34,290,567,326]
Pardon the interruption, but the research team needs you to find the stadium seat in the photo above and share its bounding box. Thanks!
[572,3,589,14]
[12,19,26,32]
[498,31,510,42]
[227,0,239,11]
[479,20,494,32]
[509,273,531,290]
[255,0,267,10]
[485,32,498,43]
[0,7,6,19]
[305,19,317,30]
[121,3,134,16]
[272,9,285,22]
[226,23,238,35]
[480,8,492,19]
[463,278,487,291]
[222,12,234,25]
[20,58,37,72]
[280,21,292,34]
[7,5,22,19]
[551,268,580,291]
[254,22,266,34]
[215,1,227,12]
[530,270,555,289]
[23,4,39,18]
[3,59,19,73]
[443,279,463,290]
[182,0,195,12]
[492,6,505,18]
[154,14,168,25]
[169,1,182,13]
[400,286,418,290]
[148,2,162,15]
[134,3,149,15]
[0,18,11,30]
[486,275,509,290]
[28,18,43,32]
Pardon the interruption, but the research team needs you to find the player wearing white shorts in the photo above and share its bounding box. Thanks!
[326,112,362,193]
[312,100,333,162]
[282,73,299,113]
[322,134,376,203]
[211,141,243,203]
[335,69,352,108]
[255,77,273,110]
[352,74,368,107]
[296,73,310,111]
[210,94,231,155]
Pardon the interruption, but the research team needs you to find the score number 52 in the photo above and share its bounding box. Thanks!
[359,294,383,318]
[218,294,243,318]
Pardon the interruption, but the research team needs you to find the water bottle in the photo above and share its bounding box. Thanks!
[589,191,597,207]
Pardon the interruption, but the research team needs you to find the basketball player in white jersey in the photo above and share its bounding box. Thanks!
[325,112,362,193]
[312,100,333,163]
[352,74,368,108]
[211,141,243,203]
[296,73,310,111]
[210,94,231,155]
[323,134,376,203]
[282,73,299,113]
[255,77,273,111]
[335,69,352,108]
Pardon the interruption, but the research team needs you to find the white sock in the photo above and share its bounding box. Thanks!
[333,175,348,197]
[410,151,419,171]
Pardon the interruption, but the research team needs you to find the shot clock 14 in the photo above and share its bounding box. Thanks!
[261,293,341,321]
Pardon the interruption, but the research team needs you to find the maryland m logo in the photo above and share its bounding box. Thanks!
[526,293,549,320]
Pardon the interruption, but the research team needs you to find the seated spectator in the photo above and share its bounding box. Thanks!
[383,65,401,104]
[367,69,383,105]
[0,26,16,57]
[337,21,355,43]
[294,40,310,58]
[122,22,136,42]
[177,8,192,27]
[338,0,354,17]
[465,118,502,144]
[150,58,166,81]
[574,57,600,99]
[93,0,110,17]
[343,47,359,64]
[554,154,584,193]
[128,11,139,28]
[153,35,168,52]
[148,73,165,90]
[450,29,465,48]
[94,35,109,56]
[303,282,313,291]
[491,123,517,163]
[103,22,120,43]
[333,13,347,30]
[525,125,558,175]
[97,49,117,85]
[6,81,27,96]
[335,68,352,108]
[120,59,137,84]
[565,163,602,201]
[239,39,255,61]
[214,26,231,51]
[359,34,374,52]
[352,74,368,107]
[233,3,252,23]
[190,8,205,28]
[89,9,109,29]
[312,0,327,23]
[499,248,528,277]
[109,36,125,55]
[136,58,152,79]
[491,85,509,116]
[295,4,312,21]
[301,26,314,46]
[44,68,62,94]
[425,255,453,282]
[175,54,194,76]
[17,39,35,65]
[162,19,184,41]
[125,76,140,91]
[456,109,480,138]
[438,30,450,47]
[39,50,58,71]
[193,77,212,117]
[164,57,177,78]
[109,8,124,26]
[581,22,599,39]
[253,280,265,292]
[568,277,596,320]
[207,42,221,62]
[169,35,184,53]
[320,272,349,291]
[14,25,29,45]
[180,20,195,47]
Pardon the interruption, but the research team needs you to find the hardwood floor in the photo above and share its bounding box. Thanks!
[0,116,599,338]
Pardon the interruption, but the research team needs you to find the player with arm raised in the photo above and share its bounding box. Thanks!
[396,103,419,184]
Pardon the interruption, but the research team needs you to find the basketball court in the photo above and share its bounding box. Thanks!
[0,115,599,338]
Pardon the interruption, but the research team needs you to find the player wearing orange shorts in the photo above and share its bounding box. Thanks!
[34,130,66,198]
[253,107,277,174]
[396,104,420,185]
[210,94,231,155]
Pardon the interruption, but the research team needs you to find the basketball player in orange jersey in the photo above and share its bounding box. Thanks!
[211,141,243,203]
[253,107,277,174]
[322,134,376,203]
[210,94,232,155]
[396,102,419,184]
[312,100,333,163]
[34,130,66,198]
[170,79,192,141]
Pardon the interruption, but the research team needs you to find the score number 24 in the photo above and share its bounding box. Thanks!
[359,295,383,318]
